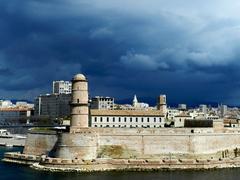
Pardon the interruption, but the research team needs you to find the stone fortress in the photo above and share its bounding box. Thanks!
[4,73,240,171]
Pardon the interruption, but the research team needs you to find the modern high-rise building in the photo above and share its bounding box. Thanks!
[34,94,71,120]
[178,104,187,111]
[199,104,207,115]
[219,104,228,118]
[53,80,72,94]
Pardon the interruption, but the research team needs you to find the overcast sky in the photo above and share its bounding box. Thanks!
[1,0,240,105]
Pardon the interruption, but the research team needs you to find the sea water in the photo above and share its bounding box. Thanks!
[0,146,239,180]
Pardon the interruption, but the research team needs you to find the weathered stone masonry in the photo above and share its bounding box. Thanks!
[4,73,240,171]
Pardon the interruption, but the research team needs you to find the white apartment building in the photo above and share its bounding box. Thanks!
[0,100,14,108]
[90,110,165,128]
[53,81,72,94]
[174,113,192,127]
[189,110,206,119]
[167,108,180,120]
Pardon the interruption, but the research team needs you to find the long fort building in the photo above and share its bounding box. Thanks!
[4,73,240,172]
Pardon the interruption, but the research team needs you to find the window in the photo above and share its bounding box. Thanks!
[124,117,127,122]
[130,117,132,122]
[154,117,156,122]
[119,117,121,122]
[147,118,149,122]
[107,117,109,122]
[100,117,103,122]
[160,118,161,122]
[113,117,115,122]
[94,117,97,122]
[136,117,138,122]
[142,117,144,122]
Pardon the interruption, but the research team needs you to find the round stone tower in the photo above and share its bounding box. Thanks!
[54,73,98,160]
[70,74,89,130]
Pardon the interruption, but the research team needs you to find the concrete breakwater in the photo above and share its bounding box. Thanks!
[3,152,240,172]
[31,157,240,172]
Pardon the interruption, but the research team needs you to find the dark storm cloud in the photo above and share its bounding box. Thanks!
[1,0,240,104]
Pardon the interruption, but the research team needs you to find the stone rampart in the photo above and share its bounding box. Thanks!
[54,129,98,160]
[23,131,58,156]
[21,127,240,160]
[95,128,240,159]
[13,127,240,165]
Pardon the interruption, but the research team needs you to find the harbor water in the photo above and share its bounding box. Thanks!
[0,146,240,180]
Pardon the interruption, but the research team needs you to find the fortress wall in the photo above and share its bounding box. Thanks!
[23,132,58,156]
[98,133,192,158]
[192,133,240,154]
[142,135,191,155]
[95,128,240,159]
[21,127,240,160]
[94,127,215,135]
[98,135,143,157]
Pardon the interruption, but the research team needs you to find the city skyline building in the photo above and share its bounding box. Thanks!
[53,80,72,94]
